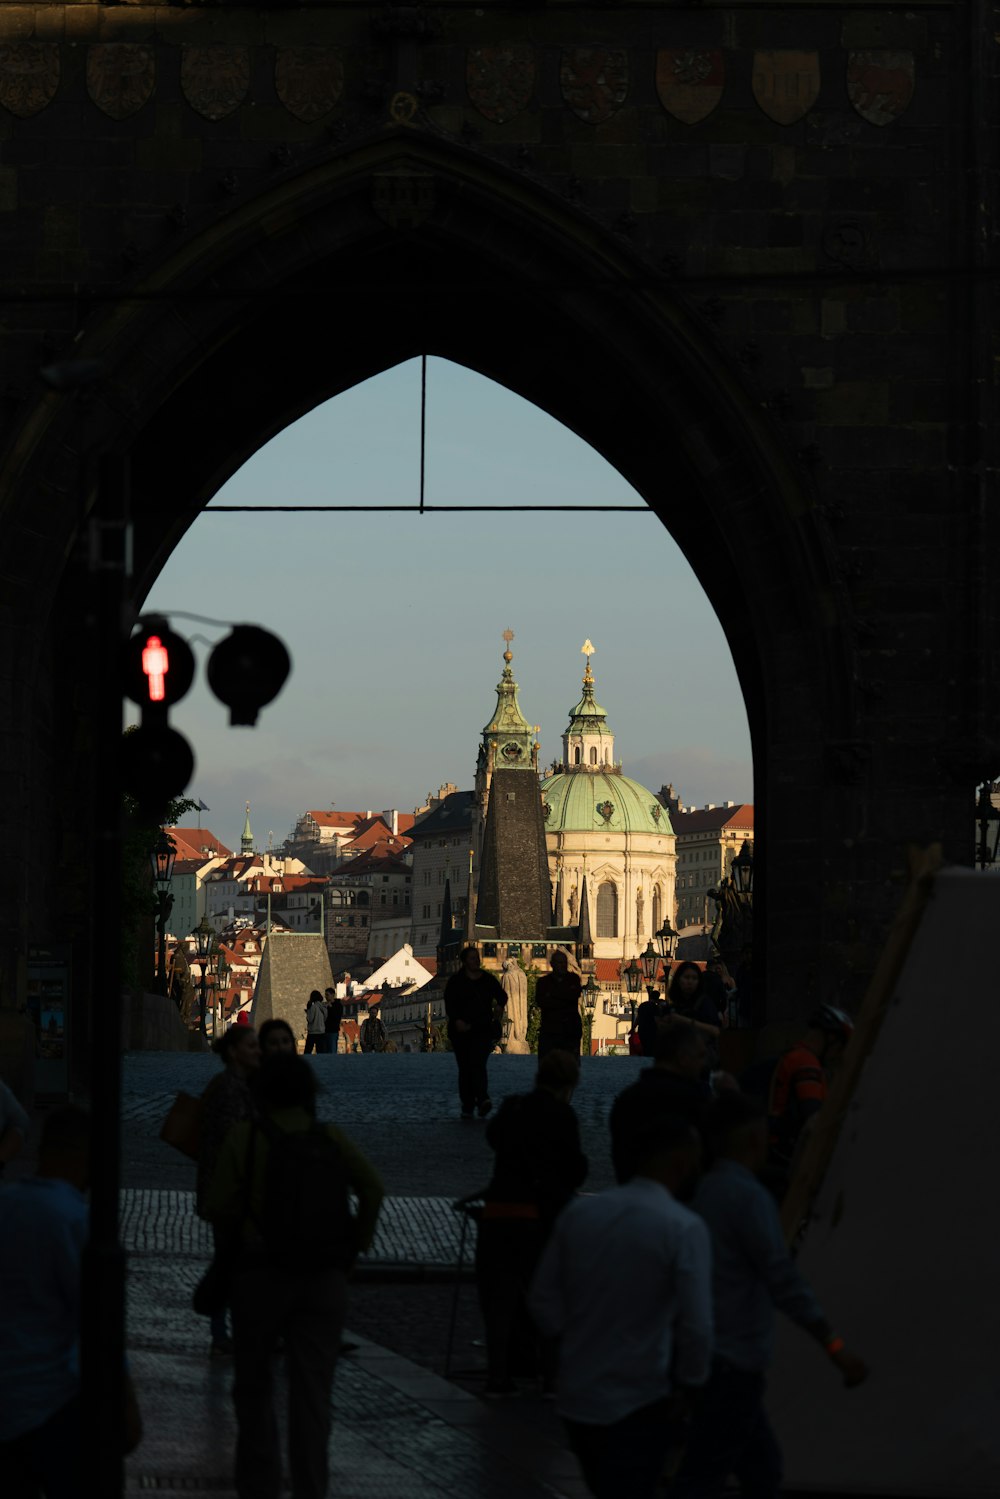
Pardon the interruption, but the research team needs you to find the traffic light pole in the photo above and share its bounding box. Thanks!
[80,460,130,1496]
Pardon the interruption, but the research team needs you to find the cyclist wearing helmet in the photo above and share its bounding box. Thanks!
[767,1004,854,1176]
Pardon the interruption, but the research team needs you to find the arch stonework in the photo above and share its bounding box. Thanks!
[0,3,994,1078]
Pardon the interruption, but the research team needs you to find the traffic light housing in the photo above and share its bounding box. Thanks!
[122,618,196,819]
[207,624,291,727]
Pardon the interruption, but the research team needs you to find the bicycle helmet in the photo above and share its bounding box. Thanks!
[809,1004,855,1043]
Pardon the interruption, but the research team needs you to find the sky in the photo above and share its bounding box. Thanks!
[138,357,752,851]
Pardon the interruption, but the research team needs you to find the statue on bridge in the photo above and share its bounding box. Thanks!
[500,958,530,1053]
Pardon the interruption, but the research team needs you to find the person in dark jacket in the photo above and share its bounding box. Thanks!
[534,948,583,1057]
[475,1049,588,1396]
[443,946,507,1118]
[669,962,722,1067]
[610,1022,711,1183]
[634,988,672,1058]
[323,987,343,1055]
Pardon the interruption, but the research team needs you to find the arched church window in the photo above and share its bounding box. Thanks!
[574,746,582,765]
[652,884,662,935]
[596,881,618,939]
[589,747,598,765]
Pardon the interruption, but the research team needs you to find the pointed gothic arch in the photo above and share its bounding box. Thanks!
[0,131,857,1023]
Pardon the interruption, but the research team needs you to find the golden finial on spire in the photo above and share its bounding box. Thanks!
[502,627,514,665]
[581,639,595,685]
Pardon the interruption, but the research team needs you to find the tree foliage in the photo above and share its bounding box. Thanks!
[121,787,198,989]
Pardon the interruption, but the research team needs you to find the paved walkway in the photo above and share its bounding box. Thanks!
[15,1052,648,1497]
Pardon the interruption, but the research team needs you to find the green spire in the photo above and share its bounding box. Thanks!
[563,641,616,770]
[481,629,537,772]
[241,801,254,856]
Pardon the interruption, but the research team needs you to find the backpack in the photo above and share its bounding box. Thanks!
[249,1117,357,1272]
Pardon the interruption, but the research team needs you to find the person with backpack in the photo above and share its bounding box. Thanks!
[205,1053,383,1499]
[303,990,328,1055]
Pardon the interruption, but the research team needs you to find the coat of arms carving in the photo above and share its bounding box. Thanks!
[655,49,724,126]
[275,48,345,124]
[466,45,536,125]
[86,44,155,121]
[846,50,914,128]
[559,48,628,125]
[181,46,250,123]
[596,801,615,824]
[751,50,820,126]
[0,43,60,119]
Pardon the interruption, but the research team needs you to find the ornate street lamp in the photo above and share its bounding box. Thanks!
[639,940,658,986]
[150,832,176,995]
[192,915,215,1036]
[732,839,754,897]
[654,919,679,963]
[622,956,642,1030]
[583,973,599,1014]
[653,919,678,1002]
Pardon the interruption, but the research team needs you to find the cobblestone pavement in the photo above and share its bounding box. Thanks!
[122,1051,642,1197]
[112,1052,644,1495]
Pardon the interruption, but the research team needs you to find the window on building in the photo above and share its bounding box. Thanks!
[596,881,618,939]
[361,916,368,927]
[347,916,355,927]
[574,747,581,765]
[422,905,430,919]
[652,884,662,934]
[589,746,598,765]
[423,870,431,885]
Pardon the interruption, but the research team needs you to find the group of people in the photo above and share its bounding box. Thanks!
[471,1002,867,1499]
[0,952,860,1499]
[302,988,343,1055]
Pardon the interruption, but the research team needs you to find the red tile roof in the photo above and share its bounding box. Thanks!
[414,956,437,974]
[342,824,413,854]
[165,826,233,860]
[306,810,365,828]
[671,804,754,835]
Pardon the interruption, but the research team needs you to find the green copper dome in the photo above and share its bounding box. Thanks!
[540,770,672,836]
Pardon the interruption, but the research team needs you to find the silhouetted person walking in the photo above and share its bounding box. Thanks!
[444,946,507,1118]
[610,1023,712,1182]
[672,1093,868,1499]
[0,1106,142,1496]
[206,1054,383,1499]
[535,949,583,1058]
[476,1050,587,1395]
[529,1115,711,1499]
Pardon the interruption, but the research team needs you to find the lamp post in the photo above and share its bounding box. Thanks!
[638,939,660,1004]
[582,972,599,1053]
[622,955,643,1035]
[732,839,754,898]
[150,831,175,995]
[654,919,679,995]
[192,915,215,1036]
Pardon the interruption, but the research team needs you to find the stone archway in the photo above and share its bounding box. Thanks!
[1,132,854,1040]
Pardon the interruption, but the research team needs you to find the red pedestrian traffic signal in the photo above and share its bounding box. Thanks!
[123,618,195,709]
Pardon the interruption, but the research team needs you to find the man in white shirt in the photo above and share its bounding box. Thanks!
[528,1115,713,1499]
